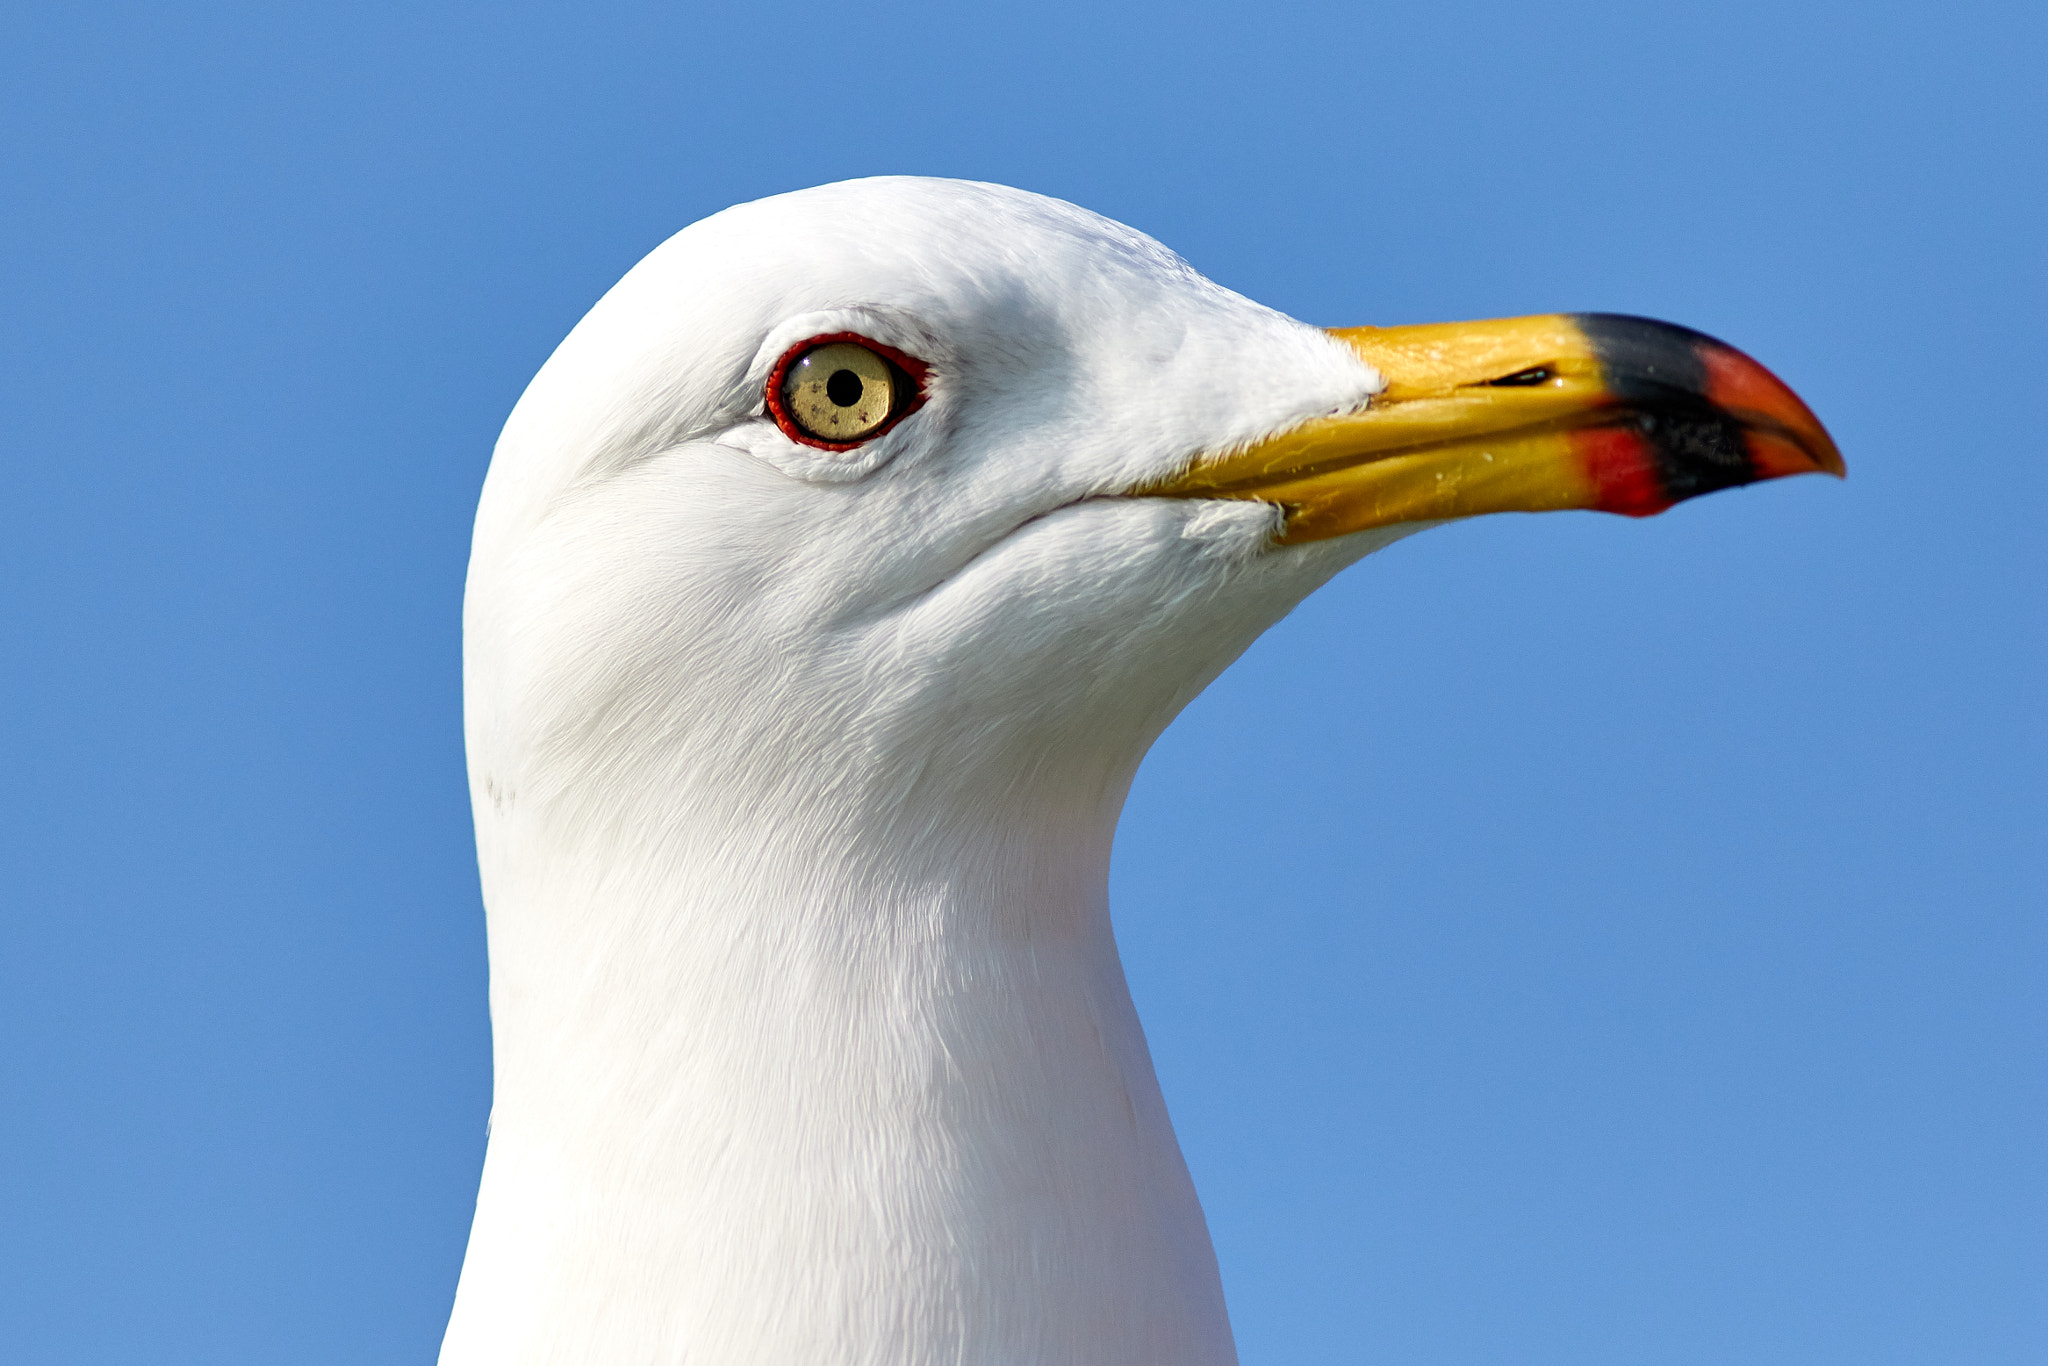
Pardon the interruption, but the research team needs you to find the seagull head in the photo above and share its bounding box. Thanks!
[467,176,1837,884]
[446,176,1841,1366]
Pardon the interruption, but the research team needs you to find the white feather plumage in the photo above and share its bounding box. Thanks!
[445,177,1415,1366]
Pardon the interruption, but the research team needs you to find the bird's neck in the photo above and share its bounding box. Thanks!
[440,806,1237,1366]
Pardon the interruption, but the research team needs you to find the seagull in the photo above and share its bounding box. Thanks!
[441,177,1840,1366]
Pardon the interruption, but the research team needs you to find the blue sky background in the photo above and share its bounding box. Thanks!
[2,1,2041,1362]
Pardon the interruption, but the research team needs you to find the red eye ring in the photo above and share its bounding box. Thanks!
[764,333,931,451]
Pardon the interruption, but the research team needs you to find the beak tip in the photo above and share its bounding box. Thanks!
[1744,425,1846,485]
[1685,330,1845,490]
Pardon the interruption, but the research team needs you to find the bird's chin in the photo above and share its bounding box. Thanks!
[869,497,1422,751]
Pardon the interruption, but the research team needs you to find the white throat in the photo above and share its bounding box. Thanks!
[438,762,1237,1366]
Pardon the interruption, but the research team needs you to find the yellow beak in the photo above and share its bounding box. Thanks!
[1142,313,1843,543]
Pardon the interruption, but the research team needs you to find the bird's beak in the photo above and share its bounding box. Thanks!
[1142,313,1843,544]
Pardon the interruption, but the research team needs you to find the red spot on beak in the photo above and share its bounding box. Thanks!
[1573,425,1673,517]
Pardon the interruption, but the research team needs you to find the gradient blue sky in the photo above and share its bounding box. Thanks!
[3,2,2041,1362]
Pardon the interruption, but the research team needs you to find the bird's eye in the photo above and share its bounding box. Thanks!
[784,342,892,440]
[765,335,930,450]
[765,333,930,451]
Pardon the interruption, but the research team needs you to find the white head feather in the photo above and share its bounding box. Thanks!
[447,177,1411,1366]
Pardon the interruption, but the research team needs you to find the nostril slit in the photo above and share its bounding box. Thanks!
[1487,366,1555,387]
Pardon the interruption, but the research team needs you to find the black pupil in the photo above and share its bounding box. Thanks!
[825,369,866,407]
